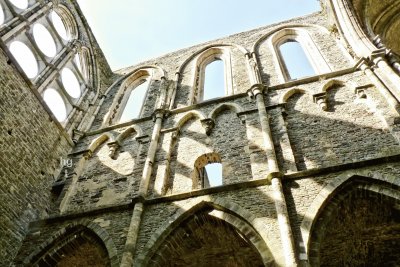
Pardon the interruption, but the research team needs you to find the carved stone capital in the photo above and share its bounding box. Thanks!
[72,129,85,144]
[313,92,328,111]
[369,48,387,65]
[200,118,215,136]
[152,108,169,122]
[49,0,61,7]
[71,40,83,52]
[247,84,266,99]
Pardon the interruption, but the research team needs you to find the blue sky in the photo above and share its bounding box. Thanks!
[77,0,321,70]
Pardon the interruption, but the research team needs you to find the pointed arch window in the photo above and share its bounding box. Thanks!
[193,153,222,189]
[279,40,316,80]
[203,59,226,101]
[270,28,331,82]
[1,2,94,129]
[118,76,151,122]
[192,47,233,104]
[204,163,222,187]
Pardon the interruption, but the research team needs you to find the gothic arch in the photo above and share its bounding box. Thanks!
[88,133,112,156]
[252,24,330,53]
[174,110,207,130]
[300,172,400,260]
[52,4,79,40]
[268,27,331,82]
[191,46,233,103]
[279,88,307,103]
[137,197,276,266]
[192,152,222,189]
[321,79,344,92]
[23,220,119,266]
[105,67,164,124]
[176,44,250,105]
[177,43,249,74]
[115,126,142,144]
[330,0,400,56]
[208,102,244,120]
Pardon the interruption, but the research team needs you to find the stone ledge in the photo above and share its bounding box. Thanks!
[31,153,400,225]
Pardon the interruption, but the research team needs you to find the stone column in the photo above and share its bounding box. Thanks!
[356,59,400,111]
[120,108,166,267]
[373,36,400,74]
[168,72,180,109]
[245,52,262,85]
[157,76,168,109]
[370,50,400,101]
[120,202,144,267]
[248,84,297,266]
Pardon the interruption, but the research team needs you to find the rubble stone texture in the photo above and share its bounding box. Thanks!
[1,0,400,266]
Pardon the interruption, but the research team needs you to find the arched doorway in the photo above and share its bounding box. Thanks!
[146,208,268,267]
[308,178,400,266]
[28,225,112,266]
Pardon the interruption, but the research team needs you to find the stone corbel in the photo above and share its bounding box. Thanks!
[313,92,328,111]
[72,129,85,144]
[83,150,93,160]
[107,141,121,160]
[279,103,288,119]
[237,113,247,124]
[201,118,215,136]
[171,129,180,140]
[354,85,371,99]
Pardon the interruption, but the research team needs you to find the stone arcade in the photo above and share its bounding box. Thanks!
[1,0,400,266]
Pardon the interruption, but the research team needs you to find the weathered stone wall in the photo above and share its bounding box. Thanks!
[5,4,400,267]
[0,0,112,264]
[14,209,132,266]
[0,47,72,265]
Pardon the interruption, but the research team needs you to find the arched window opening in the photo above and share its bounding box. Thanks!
[0,4,5,25]
[193,153,222,189]
[43,88,67,122]
[119,77,150,122]
[31,227,111,266]
[51,10,69,40]
[147,210,266,266]
[75,53,83,74]
[74,49,90,82]
[32,23,57,58]
[279,40,315,80]
[9,0,28,10]
[204,162,222,187]
[9,41,38,78]
[203,59,225,101]
[61,67,81,99]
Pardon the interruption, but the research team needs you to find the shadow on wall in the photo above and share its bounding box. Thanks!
[282,87,400,171]
[303,176,400,266]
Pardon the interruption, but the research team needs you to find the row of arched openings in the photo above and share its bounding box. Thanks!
[115,28,327,123]
[0,0,92,123]
[23,175,399,266]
